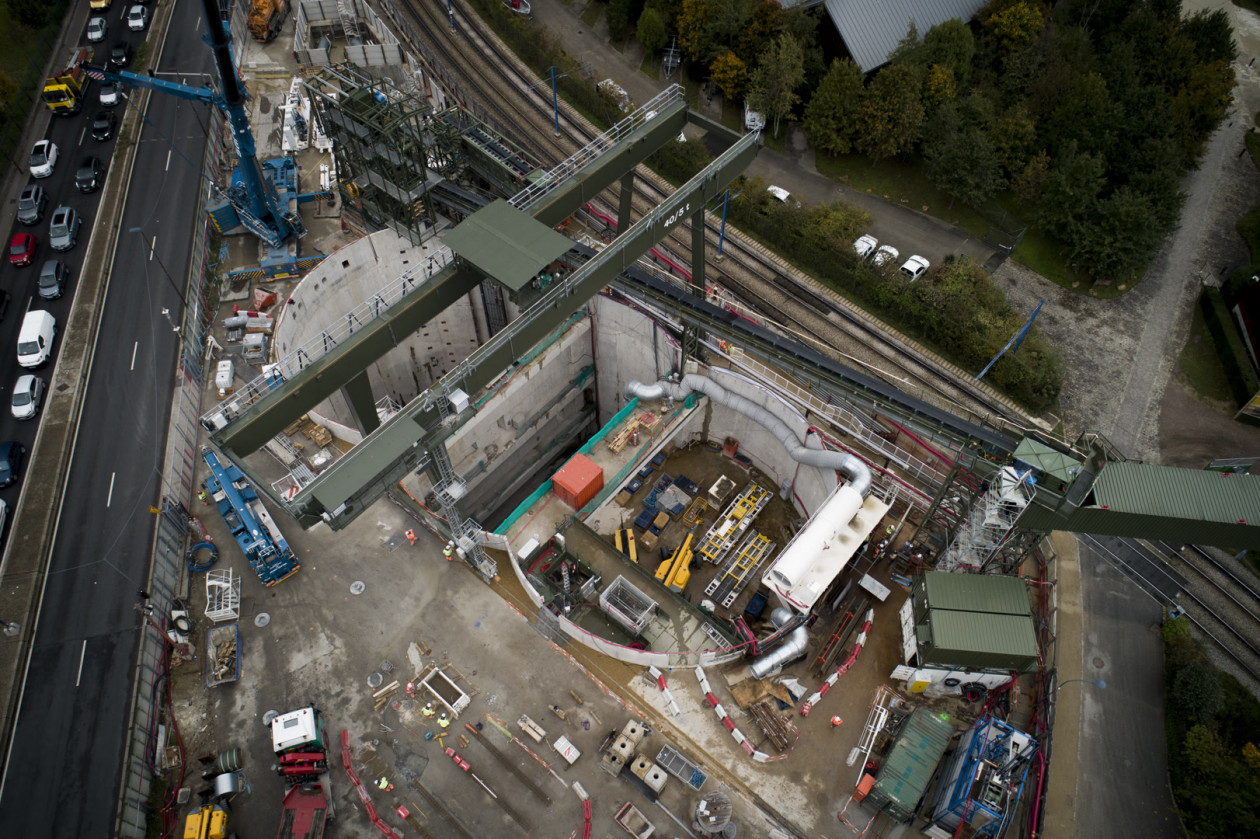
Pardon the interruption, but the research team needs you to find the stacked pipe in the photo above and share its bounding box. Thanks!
[800,609,873,716]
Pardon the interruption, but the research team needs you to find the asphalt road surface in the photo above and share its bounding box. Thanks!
[0,2,213,833]
[1075,536,1184,839]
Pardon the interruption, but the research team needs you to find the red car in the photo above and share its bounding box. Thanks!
[8,233,37,267]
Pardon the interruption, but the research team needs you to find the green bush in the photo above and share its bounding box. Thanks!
[1199,288,1259,406]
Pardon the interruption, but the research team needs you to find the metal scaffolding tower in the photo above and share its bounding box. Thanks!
[936,465,1035,574]
[305,64,436,245]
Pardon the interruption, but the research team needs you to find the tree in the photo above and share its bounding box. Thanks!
[923,65,958,112]
[710,51,748,102]
[1171,59,1235,166]
[6,0,47,29]
[1181,9,1238,66]
[803,59,864,155]
[606,0,639,43]
[923,18,975,84]
[736,0,787,67]
[1172,665,1225,728]
[747,33,805,139]
[979,0,1045,57]
[677,0,754,65]
[854,62,925,163]
[1033,141,1104,237]
[636,8,669,56]
[923,106,1006,208]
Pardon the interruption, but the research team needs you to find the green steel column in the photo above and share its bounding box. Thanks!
[618,171,634,233]
[690,207,705,292]
[341,371,381,436]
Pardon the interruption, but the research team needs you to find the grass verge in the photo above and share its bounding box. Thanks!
[1178,305,1237,404]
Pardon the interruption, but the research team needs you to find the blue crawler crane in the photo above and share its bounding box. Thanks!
[80,0,317,250]
[202,448,299,586]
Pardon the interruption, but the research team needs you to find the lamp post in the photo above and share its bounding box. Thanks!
[1056,678,1106,692]
[528,68,569,136]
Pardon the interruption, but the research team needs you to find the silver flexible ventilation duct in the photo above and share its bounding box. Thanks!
[625,375,871,497]
[748,608,809,678]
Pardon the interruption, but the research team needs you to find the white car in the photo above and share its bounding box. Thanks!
[100,80,124,107]
[766,185,791,203]
[127,5,149,31]
[899,255,931,281]
[28,140,58,179]
[872,245,899,267]
[854,235,878,260]
[87,16,108,42]
[11,374,44,420]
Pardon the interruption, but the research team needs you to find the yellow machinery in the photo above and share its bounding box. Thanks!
[183,804,228,839]
[248,0,290,42]
[42,47,93,115]
[614,528,638,562]
[655,534,694,593]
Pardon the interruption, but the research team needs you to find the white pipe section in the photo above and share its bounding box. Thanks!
[625,375,871,496]
[766,485,865,591]
[749,608,809,679]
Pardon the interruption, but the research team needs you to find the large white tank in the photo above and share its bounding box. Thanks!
[764,485,864,591]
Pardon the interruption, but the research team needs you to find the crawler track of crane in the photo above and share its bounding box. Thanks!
[398,0,1029,435]
[1081,535,1260,685]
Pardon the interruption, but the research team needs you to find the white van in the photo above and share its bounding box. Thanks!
[17,310,56,368]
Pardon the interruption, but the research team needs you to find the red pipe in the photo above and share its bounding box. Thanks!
[582,202,694,281]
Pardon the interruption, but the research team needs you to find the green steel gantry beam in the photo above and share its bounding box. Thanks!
[293,130,761,527]
[210,98,691,459]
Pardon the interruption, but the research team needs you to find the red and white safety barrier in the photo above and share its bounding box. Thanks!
[800,609,873,716]
[341,729,402,838]
[695,666,773,762]
[648,665,682,716]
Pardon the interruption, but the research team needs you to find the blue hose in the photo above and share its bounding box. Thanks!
[186,541,219,572]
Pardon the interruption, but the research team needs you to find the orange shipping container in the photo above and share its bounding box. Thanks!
[553,454,605,510]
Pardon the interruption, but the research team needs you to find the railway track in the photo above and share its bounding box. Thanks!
[1081,535,1260,686]
[396,0,1029,432]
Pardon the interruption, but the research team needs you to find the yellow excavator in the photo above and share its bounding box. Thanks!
[183,803,228,839]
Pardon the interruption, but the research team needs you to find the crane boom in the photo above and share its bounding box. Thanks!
[82,0,302,248]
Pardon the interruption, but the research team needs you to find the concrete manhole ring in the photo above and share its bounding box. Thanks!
[263,710,279,727]
[254,613,271,627]
[367,672,384,689]
[351,581,366,595]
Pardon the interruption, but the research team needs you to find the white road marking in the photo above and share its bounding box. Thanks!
[130,341,138,370]
[165,149,171,171]
[75,640,87,687]
[78,126,86,146]
[107,472,116,507]
[149,236,156,261]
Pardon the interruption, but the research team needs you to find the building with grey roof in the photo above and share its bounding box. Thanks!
[821,0,989,72]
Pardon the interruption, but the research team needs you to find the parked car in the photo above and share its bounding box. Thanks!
[38,260,69,300]
[109,41,133,68]
[766,185,791,203]
[899,255,931,282]
[872,245,899,268]
[17,185,47,226]
[92,110,117,141]
[11,375,44,421]
[127,5,150,31]
[89,0,112,9]
[87,16,107,42]
[8,233,37,267]
[29,140,58,178]
[100,81,124,107]
[48,207,81,253]
[76,156,105,193]
[853,235,878,260]
[0,442,25,487]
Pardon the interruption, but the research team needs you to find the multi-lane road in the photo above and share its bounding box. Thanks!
[0,1,213,833]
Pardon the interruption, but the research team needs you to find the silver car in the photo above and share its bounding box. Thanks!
[48,207,81,253]
[11,374,44,421]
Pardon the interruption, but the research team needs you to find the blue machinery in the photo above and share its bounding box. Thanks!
[201,448,300,586]
[927,715,1038,837]
[82,0,319,251]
